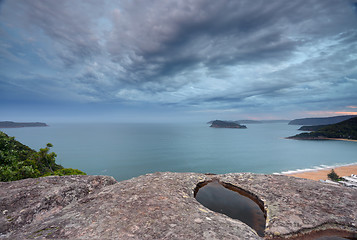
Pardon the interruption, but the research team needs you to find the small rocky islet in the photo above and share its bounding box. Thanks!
[209,120,247,129]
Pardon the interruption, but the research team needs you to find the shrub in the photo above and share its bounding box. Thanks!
[45,168,86,176]
[327,169,340,181]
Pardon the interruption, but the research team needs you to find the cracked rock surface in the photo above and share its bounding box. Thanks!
[1,172,356,239]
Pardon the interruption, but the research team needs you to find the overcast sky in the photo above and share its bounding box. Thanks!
[1,0,357,122]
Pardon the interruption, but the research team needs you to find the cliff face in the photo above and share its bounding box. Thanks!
[1,173,356,239]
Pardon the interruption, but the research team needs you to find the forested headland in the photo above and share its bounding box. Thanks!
[288,116,357,140]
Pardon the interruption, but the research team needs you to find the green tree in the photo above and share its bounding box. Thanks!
[30,143,62,174]
[327,169,340,181]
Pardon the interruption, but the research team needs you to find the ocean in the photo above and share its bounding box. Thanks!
[2,122,357,181]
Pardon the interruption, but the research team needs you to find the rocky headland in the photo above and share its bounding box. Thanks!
[1,172,356,239]
[288,116,357,141]
[0,121,48,128]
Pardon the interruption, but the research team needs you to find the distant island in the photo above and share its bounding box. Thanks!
[288,115,355,126]
[235,120,290,124]
[207,119,289,124]
[288,116,357,141]
[235,120,262,124]
[210,120,247,129]
[0,121,48,128]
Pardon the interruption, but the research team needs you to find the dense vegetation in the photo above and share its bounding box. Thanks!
[0,131,85,182]
[290,116,357,140]
[298,125,327,131]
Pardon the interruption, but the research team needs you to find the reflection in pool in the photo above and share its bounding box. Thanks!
[194,180,266,237]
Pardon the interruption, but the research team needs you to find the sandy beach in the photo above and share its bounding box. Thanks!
[285,164,357,181]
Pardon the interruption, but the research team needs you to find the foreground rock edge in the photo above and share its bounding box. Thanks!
[0,172,356,239]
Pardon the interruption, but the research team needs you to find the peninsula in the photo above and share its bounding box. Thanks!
[0,121,48,128]
[288,116,357,141]
[210,120,247,129]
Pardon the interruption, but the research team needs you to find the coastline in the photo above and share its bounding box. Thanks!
[283,164,357,181]
[325,138,357,142]
[286,136,357,142]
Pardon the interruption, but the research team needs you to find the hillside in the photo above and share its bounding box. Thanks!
[0,131,85,181]
[0,121,48,128]
[288,115,355,125]
[298,125,328,131]
[288,116,357,140]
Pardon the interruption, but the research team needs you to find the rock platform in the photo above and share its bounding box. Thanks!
[1,172,356,239]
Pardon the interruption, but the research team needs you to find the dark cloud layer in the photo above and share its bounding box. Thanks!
[1,0,357,120]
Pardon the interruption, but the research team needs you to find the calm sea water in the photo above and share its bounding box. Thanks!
[2,122,356,181]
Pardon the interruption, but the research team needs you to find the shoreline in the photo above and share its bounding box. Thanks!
[283,164,357,181]
[286,137,357,142]
[325,138,357,142]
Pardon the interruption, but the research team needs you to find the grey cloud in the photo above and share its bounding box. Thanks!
[1,0,357,114]
[104,2,357,115]
[107,0,355,75]
[3,0,103,67]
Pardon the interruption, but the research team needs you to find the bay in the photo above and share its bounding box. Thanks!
[2,122,356,181]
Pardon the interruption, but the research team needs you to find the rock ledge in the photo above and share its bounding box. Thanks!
[1,172,356,239]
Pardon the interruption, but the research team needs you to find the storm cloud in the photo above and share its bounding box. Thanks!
[1,0,357,120]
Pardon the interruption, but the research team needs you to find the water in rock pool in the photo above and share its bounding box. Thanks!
[194,180,266,237]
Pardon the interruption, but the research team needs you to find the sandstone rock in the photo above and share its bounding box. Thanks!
[0,172,356,239]
[0,175,117,238]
